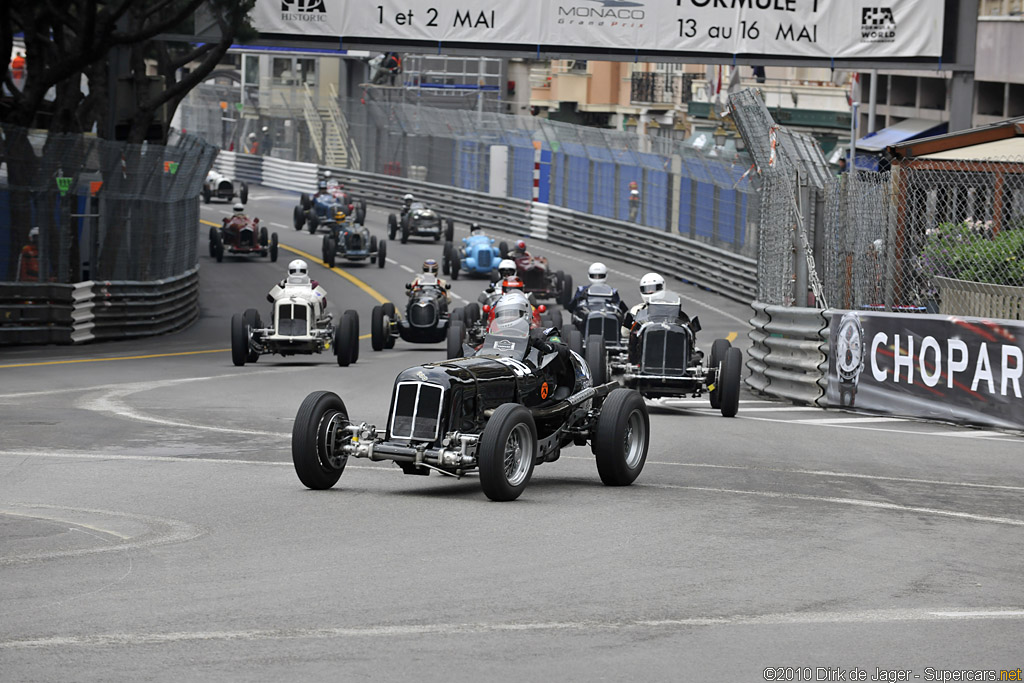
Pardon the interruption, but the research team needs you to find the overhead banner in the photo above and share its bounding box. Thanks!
[827,311,1024,430]
[258,0,945,59]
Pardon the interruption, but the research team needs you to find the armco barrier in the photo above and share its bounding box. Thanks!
[305,163,758,304]
[0,283,75,345]
[70,268,200,344]
[746,302,829,406]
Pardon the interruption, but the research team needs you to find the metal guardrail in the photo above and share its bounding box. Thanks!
[746,302,829,406]
[0,283,75,345]
[70,268,200,344]
[316,164,757,303]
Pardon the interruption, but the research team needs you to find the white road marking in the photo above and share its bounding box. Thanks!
[271,222,290,230]
[939,430,1010,438]
[385,258,398,264]
[452,293,467,303]
[792,416,907,425]
[399,264,415,273]
[3,609,1023,648]
[645,482,1024,526]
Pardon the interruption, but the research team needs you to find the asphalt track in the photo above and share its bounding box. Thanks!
[1,186,1022,682]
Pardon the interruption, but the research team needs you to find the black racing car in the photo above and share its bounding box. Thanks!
[292,315,650,501]
[388,202,454,244]
[321,223,387,269]
[370,278,454,349]
[571,283,629,359]
[611,295,742,416]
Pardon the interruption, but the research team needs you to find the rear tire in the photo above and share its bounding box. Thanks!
[325,238,336,269]
[345,310,359,363]
[464,302,480,326]
[259,226,269,247]
[586,335,607,385]
[202,186,211,204]
[369,235,378,264]
[498,241,509,258]
[335,312,355,366]
[442,241,452,274]
[293,205,304,230]
[214,232,224,262]
[208,227,217,258]
[270,233,279,262]
[593,389,649,486]
[450,258,459,280]
[291,391,348,490]
[401,220,409,244]
[301,193,311,210]
[239,182,248,205]
[719,347,742,418]
[559,272,574,308]
[383,302,397,349]
[307,216,316,234]
[447,320,465,359]
[478,404,536,502]
[377,239,387,268]
[445,218,454,242]
[708,339,731,409]
[230,314,248,366]
[388,213,397,240]
[355,203,366,224]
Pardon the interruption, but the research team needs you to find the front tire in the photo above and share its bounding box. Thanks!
[243,309,261,362]
[371,305,385,351]
[293,205,304,230]
[718,347,742,418]
[335,310,356,366]
[708,339,731,409]
[565,328,583,356]
[291,391,349,490]
[478,404,537,502]
[239,182,248,205]
[214,232,224,262]
[230,313,248,366]
[559,272,574,308]
[593,389,649,486]
[585,334,607,385]
[388,213,397,240]
[270,233,279,262]
[445,218,454,242]
[377,239,387,268]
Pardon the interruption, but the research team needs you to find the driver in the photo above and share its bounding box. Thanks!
[408,259,451,303]
[623,272,688,332]
[478,258,518,306]
[508,239,529,259]
[567,262,628,315]
[500,275,538,308]
[469,222,483,236]
[268,259,328,316]
[401,193,415,217]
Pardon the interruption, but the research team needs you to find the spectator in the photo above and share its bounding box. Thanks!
[837,158,848,175]
[260,126,273,156]
[16,227,39,282]
[11,51,25,81]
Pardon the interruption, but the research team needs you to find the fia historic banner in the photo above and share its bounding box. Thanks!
[827,311,1024,430]
[255,0,945,59]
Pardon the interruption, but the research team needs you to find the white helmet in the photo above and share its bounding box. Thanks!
[29,226,40,239]
[288,259,308,277]
[588,262,608,285]
[403,193,414,203]
[261,126,269,133]
[639,272,665,303]
[248,132,256,141]
[497,259,517,279]
[323,170,332,179]
[232,203,245,214]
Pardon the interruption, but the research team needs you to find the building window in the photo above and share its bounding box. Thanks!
[244,55,259,86]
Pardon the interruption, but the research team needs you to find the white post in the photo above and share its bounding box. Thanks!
[868,69,878,134]
[850,101,858,174]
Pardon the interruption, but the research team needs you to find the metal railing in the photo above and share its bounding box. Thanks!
[746,302,830,406]
[302,83,325,164]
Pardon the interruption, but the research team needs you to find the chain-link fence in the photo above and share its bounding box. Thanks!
[0,125,217,283]
[179,82,760,258]
[730,87,1024,318]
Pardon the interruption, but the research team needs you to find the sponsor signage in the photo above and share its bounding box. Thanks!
[254,0,944,59]
[827,311,1024,430]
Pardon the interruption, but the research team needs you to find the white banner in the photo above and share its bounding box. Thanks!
[256,0,945,59]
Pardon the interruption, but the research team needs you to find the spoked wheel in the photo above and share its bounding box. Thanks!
[593,389,649,486]
[718,346,742,418]
[292,391,350,490]
[243,309,261,362]
[708,338,732,410]
[478,404,537,502]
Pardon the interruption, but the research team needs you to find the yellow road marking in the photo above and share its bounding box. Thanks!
[0,349,228,369]
[201,219,392,305]
[726,331,738,343]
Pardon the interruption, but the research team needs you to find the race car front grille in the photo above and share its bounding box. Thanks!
[278,304,308,336]
[409,303,436,327]
[476,250,492,269]
[390,382,445,441]
[239,229,254,247]
[641,327,689,375]
[585,314,620,346]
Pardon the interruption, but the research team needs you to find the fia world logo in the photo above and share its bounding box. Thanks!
[860,6,897,43]
[281,0,326,22]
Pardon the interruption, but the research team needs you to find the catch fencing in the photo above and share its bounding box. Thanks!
[0,125,216,345]
[180,84,760,260]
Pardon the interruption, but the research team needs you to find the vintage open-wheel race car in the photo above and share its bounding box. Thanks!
[292,313,650,501]
[388,202,454,244]
[209,216,278,263]
[202,170,248,204]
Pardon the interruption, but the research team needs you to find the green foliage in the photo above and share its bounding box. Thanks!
[923,219,1024,287]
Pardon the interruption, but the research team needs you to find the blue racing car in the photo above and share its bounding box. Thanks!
[293,178,366,234]
[442,225,508,280]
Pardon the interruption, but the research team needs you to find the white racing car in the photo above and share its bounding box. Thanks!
[231,267,361,367]
[203,170,248,204]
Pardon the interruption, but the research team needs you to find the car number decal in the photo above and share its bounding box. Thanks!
[540,382,549,399]
[495,357,530,377]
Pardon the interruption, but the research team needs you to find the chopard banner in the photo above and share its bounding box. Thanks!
[256,0,945,59]
[827,311,1024,430]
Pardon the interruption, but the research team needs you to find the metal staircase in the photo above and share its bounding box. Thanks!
[301,83,361,169]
